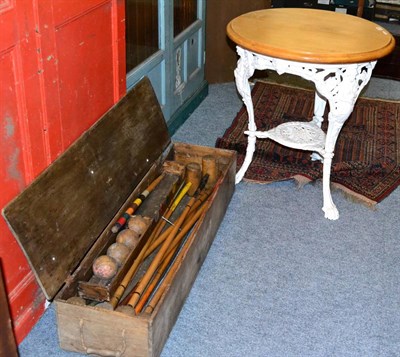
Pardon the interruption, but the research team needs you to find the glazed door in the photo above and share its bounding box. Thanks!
[125,0,206,124]
[0,0,125,343]
[172,0,205,118]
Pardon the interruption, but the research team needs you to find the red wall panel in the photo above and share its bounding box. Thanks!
[0,0,34,295]
[54,2,115,146]
[0,1,46,343]
[0,0,125,343]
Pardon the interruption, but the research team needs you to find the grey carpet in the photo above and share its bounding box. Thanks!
[18,77,400,357]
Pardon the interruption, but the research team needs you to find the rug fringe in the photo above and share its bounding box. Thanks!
[332,183,377,209]
[293,175,312,189]
[243,175,377,210]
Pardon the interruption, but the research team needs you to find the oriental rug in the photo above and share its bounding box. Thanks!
[215,82,400,204]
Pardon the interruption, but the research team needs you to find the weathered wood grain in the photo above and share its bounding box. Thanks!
[58,162,162,300]
[172,142,235,169]
[56,144,236,357]
[3,78,170,300]
[57,301,149,356]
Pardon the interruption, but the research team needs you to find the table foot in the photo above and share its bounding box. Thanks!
[322,204,339,220]
[235,173,243,185]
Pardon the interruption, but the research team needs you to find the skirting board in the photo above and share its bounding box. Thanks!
[167,80,209,136]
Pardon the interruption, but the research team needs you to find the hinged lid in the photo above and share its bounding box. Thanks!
[2,77,170,300]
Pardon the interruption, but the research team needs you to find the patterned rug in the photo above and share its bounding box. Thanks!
[216,82,400,204]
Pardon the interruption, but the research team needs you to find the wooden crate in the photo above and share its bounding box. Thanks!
[3,77,236,357]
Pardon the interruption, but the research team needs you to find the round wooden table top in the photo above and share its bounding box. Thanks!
[227,8,396,64]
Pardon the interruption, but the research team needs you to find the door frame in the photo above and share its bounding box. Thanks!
[126,0,207,126]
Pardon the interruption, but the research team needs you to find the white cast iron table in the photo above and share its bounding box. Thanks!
[227,8,395,220]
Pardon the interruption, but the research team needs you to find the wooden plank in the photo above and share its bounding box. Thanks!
[172,142,237,168]
[56,300,150,356]
[3,77,170,300]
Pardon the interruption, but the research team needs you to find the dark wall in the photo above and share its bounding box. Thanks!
[205,0,271,84]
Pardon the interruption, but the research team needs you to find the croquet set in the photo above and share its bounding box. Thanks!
[3,77,236,357]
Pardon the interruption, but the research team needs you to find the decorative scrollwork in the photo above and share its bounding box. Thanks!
[246,122,326,154]
[246,49,376,122]
[233,46,376,220]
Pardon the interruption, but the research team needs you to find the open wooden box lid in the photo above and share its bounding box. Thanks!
[2,78,171,300]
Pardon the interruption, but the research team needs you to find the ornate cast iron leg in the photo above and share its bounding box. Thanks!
[310,91,327,162]
[314,63,375,220]
[234,47,256,184]
[312,91,326,128]
[321,118,345,220]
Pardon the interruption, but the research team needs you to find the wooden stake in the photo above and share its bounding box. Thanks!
[109,181,191,308]
[111,174,164,233]
[144,188,212,259]
[126,192,195,309]
[134,202,209,313]
[152,180,189,240]
[144,200,211,315]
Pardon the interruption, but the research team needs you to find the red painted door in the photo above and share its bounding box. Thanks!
[0,0,125,343]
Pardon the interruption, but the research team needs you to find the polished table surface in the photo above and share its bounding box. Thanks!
[227,8,395,64]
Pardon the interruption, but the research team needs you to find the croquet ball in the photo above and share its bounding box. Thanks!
[92,255,118,280]
[116,229,140,250]
[127,215,148,236]
[107,242,130,266]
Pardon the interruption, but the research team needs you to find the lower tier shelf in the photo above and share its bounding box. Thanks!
[245,121,326,154]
